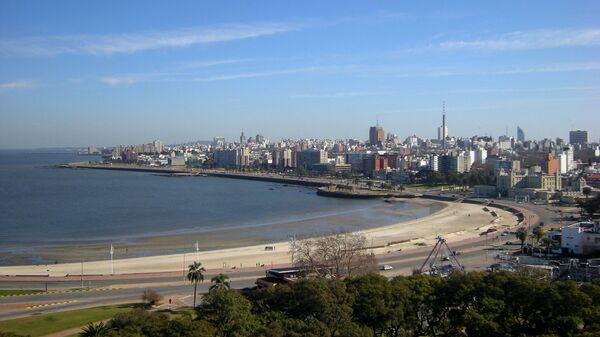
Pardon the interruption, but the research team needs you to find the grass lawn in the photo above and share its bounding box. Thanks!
[0,304,138,336]
[0,290,44,297]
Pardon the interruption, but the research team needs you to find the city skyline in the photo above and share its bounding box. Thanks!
[1,1,599,148]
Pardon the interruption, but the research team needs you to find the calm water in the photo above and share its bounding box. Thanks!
[0,150,440,265]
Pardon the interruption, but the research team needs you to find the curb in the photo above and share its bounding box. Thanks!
[1,287,124,298]
[27,300,77,309]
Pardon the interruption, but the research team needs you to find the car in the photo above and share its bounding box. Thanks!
[442,256,450,261]
[380,265,393,271]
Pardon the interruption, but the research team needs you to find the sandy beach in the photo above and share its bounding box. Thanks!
[0,200,517,277]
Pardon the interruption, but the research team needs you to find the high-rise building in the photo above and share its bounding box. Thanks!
[474,148,487,164]
[152,139,163,153]
[437,103,448,148]
[369,125,385,147]
[569,130,588,145]
[542,151,559,175]
[429,155,439,172]
[517,126,525,143]
[239,131,246,145]
[296,149,328,169]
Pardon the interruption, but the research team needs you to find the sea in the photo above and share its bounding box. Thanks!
[0,150,441,265]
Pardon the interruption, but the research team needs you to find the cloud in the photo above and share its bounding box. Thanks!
[290,91,381,99]
[192,67,321,82]
[0,80,34,90]
[440,28,600,50]
[100,75,147,86]
[448,85,600,94]
[100,58,264,86]
[101,64,348,86]
[487,62,600,75]
[0,22,299,57]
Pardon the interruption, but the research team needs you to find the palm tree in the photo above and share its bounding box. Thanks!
[532,227,546,248]
[80,322,110,337]
[541,237,555,256]
[515,227,529,254]
[210,273,230,291]
[187,261,206,307]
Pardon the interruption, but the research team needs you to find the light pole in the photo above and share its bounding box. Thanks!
[182,253,186,281]
[110,244,114,275]
[80,258,84,289]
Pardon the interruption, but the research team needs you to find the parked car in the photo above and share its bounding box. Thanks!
[380,265,393,271]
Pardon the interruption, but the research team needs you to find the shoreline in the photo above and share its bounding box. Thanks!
[0,200,520,277]
[0,199,444,266]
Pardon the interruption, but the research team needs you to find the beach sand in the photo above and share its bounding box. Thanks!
[0,201,517,276]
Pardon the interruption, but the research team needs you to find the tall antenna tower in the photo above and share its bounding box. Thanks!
[442,102,447,150]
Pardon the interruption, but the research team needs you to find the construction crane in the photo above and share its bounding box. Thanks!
[418,236,465,276]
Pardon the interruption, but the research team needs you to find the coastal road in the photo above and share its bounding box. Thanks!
[0,201,562,321]
[0,230,518,321]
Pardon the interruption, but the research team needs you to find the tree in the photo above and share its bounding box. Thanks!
[289,232,377,279]
[366,181,374,190]
[515,227,528,253]
[583,186,592,199]
[197,289,258,337]
[346,273,395,336]
[532,227,546,248]
[210,273,231,291]
[541,237,555,256]
[187,261,206,307]
[80,322,110,337]
[141,288,162,306]
[579,194,600,219]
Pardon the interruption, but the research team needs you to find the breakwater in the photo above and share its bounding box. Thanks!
[59,163,330,187]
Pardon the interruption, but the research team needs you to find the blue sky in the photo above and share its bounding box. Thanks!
[0,1,599,148]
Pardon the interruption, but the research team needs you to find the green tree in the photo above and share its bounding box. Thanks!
[197,289,258,337]
[346,273,395,336]
[532,226,546,248]
[210,273,231,291]
[187,261,206,307]
[515,227,529,253]
[541,237,555,256]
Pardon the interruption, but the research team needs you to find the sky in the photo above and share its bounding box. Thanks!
[0,1,599,148]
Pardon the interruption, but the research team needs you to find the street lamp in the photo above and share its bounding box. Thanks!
[110,244,114,275]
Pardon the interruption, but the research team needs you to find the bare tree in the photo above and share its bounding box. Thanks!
[141,288,163,306]
[289,232,377,279]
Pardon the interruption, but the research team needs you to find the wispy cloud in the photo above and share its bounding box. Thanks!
[290,91,381,99]
[100,58,262,86]
[487,62,600,75]
[192,67,322,82]
[100,64,354,86]
[0,22,299,57]
[448,85,600,94]
[0,80,34,90]
[440,28,600,50]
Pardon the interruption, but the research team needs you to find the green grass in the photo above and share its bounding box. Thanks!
[0,290,43,296]
[0,304,138,337]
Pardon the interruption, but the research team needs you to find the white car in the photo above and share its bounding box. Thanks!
[380,265,393,271]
